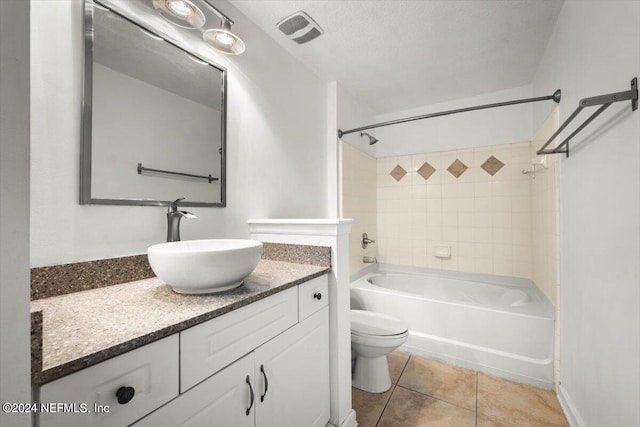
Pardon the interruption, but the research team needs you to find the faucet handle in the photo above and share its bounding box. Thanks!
[361,232,376,249]
[168,197,185,213]
[180,210,198,219]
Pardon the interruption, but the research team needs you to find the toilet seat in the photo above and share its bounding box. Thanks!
[351,330,408,347]
[351,309,408,337]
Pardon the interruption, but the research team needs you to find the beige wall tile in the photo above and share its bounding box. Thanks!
[347,139,558,286]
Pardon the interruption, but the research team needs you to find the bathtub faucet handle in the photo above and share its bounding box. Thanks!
[361,233,376,249]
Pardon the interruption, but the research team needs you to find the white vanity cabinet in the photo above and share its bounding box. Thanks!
[36,335,179,427]
[134,307,329,427]
[132,352,256,427]
[35,275,329,427]
[254,306,329,427]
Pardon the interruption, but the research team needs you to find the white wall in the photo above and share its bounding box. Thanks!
[340,143,377,275]
[337,83,378,159]
[532,2,640,426]
[337,84,378,274]
[30,0,328,266]
[0,0,31,425]
[374,85,537,157]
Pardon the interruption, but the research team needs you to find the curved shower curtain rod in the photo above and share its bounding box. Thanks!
[337,89,562,139]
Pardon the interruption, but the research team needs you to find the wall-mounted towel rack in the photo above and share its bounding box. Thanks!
[537,77,638,157]
[137,163,218,183]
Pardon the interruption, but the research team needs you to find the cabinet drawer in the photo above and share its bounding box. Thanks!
[133,353,255,427]
[180,287,297,392]
[298,275,328,322]
[37,335,179,427]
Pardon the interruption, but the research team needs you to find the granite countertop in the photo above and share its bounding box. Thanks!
[31,259,329,385]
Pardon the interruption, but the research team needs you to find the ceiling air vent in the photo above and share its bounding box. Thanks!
[276,11,324,44]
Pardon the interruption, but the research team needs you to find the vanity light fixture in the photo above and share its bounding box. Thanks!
[153,0,206,29]
[203,19,246,55]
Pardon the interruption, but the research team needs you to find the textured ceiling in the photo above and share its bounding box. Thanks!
[229,0,564,113]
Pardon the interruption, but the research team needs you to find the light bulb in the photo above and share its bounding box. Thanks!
[166,0,193,18]
[215,32,234,46]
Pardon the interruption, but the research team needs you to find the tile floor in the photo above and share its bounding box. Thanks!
[352,351,569,427]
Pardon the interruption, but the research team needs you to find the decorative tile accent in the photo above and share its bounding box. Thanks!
[390,164,407,181]
[481,155,505,176]
[447,159,468,178]
[417,162,436,181]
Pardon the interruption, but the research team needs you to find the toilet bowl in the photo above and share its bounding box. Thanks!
[351,309,408,393]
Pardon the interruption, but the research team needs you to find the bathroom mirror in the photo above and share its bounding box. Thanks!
[80,0,226,207]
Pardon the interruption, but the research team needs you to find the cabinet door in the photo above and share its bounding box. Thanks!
[180,287,298,392]
[133,353,256,427]
[254,307,329,427]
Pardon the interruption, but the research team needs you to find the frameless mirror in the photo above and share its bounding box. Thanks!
[81,0,226,206]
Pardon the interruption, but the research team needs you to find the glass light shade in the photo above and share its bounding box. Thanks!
[153,0,205,29]
[203,27,246,55]
[167,0,192,18]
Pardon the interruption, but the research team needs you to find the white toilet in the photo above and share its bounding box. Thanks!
[351,309,408,393]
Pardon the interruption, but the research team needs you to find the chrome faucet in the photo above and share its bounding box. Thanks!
[166,198,197,242]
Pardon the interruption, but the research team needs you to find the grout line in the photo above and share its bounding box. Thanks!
[395,354,411,384]
[375,383,396,427]
[475,372,479,427]
[375,354,411,427]
[394,384,476,413]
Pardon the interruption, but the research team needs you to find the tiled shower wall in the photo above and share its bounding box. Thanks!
[531,109,560,307]
[376,142,535,278]
[530,108,561,387]
[340,142,378,275]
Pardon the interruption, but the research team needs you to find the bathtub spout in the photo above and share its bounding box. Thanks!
[363,256,378,263]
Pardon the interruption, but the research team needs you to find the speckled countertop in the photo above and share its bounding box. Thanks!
[30,259,329,385]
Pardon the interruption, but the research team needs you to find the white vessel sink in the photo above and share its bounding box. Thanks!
[147,239,263,294]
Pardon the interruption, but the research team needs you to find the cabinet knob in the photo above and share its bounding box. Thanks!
[116,386,135,404]
[313,292,322,300]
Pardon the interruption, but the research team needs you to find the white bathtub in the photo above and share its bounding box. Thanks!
[350,264,555,388]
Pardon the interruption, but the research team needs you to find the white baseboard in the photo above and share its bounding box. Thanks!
[337,409,357,427]
[558,384,586,427]
[326,409,358,427]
